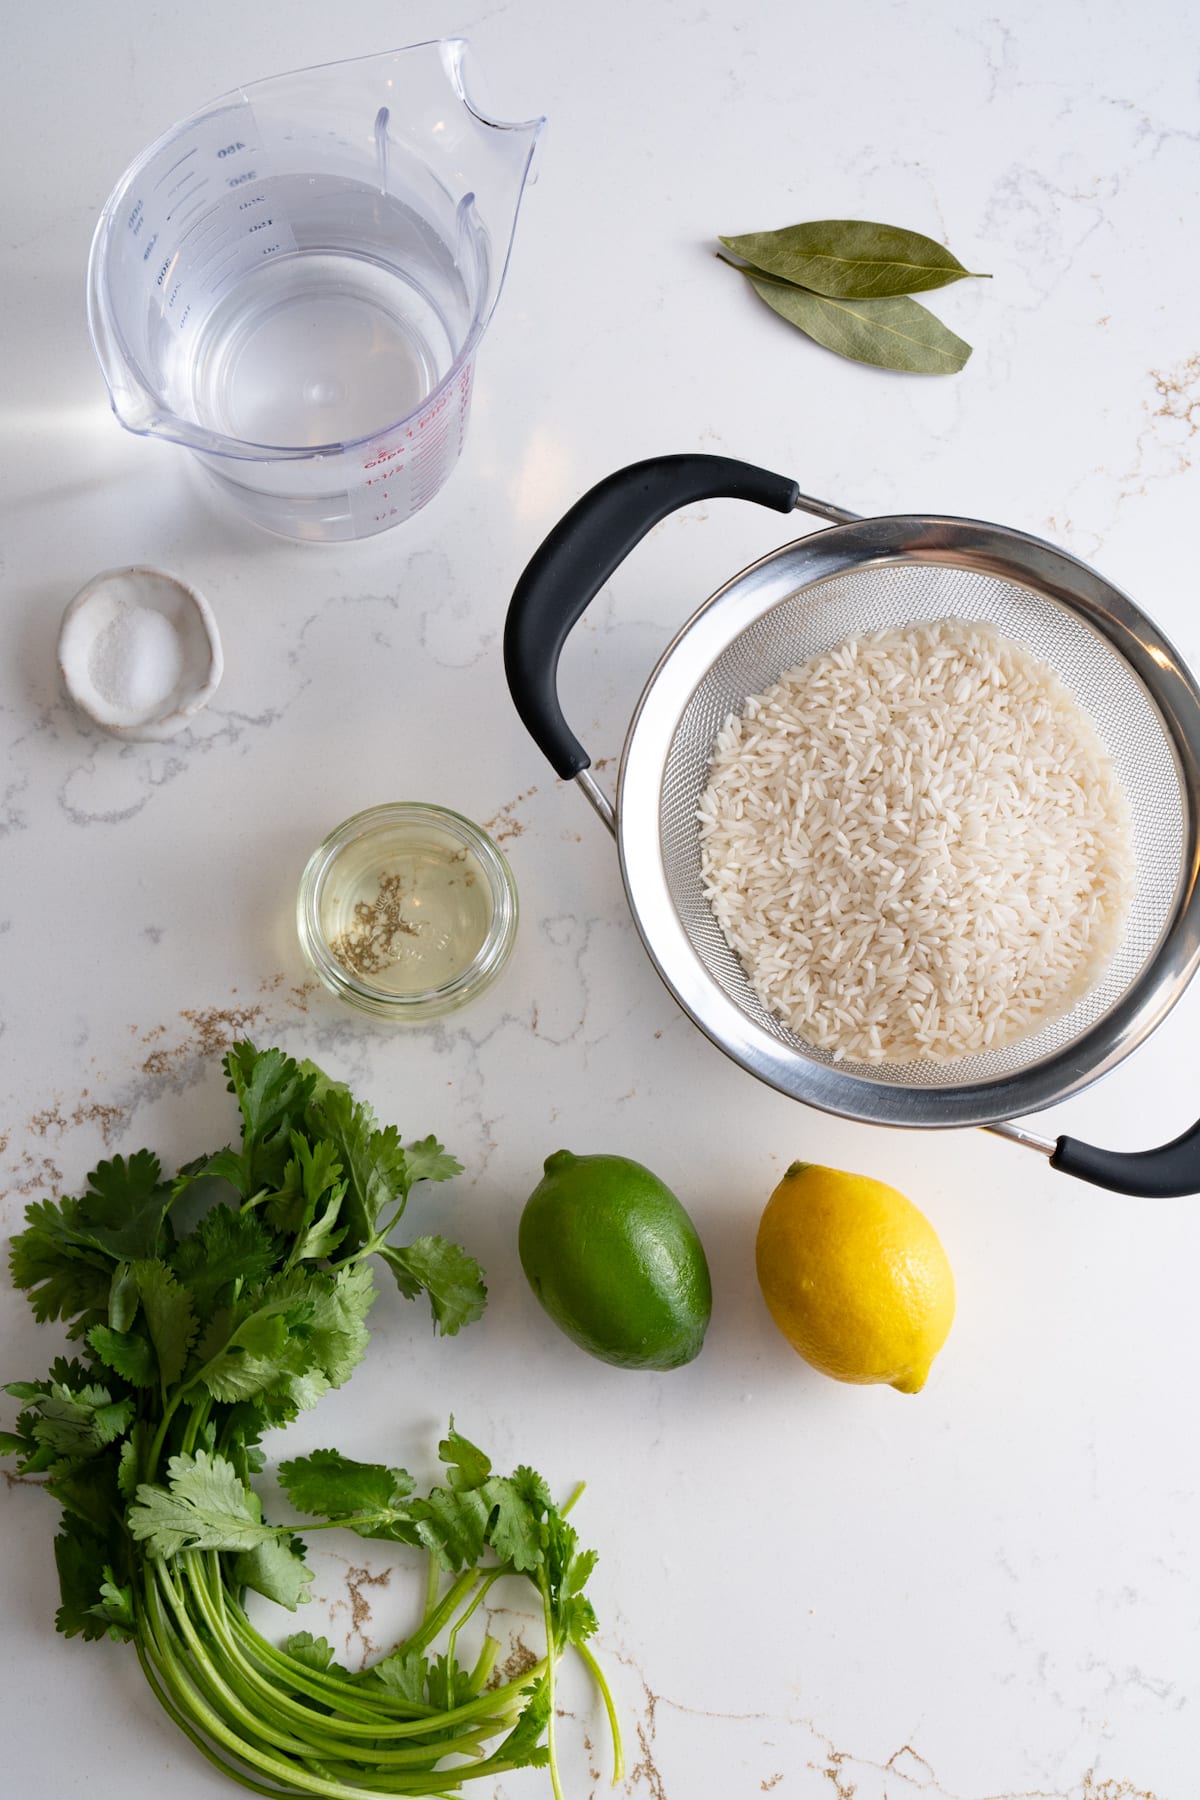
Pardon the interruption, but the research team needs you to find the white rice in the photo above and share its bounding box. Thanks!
[696,617,1135,1063]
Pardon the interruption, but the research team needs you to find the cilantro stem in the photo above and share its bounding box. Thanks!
[539,1569,565,1800]
[190,1561,386,1754]
[444,1567,504,1709]
[145,1372,214,1479]
[157,1562,323,1759]
[145,1389,187,1481]
[203,1554,539,1748]
[575,1639,625,1785]
[133,1629,289,1800]
[145,1567,480,1797]
[403,1567,482,1655]
[231,1627,417,1718]
[225,1607,435,1722]
[181,1394,211,1457]
[465,1632,500,1696]
[224,1593,545,1739]
[218,1619,517,1747]
[252,1509,418,1540]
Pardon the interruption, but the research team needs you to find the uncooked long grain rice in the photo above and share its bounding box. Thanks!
[696,617,1135,1063]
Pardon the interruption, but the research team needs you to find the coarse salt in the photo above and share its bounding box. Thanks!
[87,604,185,712]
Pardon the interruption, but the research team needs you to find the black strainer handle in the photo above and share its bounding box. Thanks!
[1049,1117,1200,1197]
[504,455,800,781]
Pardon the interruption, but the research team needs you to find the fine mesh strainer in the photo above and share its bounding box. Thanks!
[504,455,1200,1196]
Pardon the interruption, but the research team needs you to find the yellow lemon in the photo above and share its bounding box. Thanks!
[755,1162,954,1393]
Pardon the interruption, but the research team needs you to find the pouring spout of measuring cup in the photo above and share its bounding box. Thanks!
[86,40,545,541]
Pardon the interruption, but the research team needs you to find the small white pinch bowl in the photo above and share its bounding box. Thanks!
[58,566,223,740]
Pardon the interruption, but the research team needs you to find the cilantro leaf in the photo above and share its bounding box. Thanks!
[431,1434,551,1574]
[264,1134,341,1234]
[53,1514,121,1641]
[562,1543,598,1599]
[89,1568,136,1639]
[9,1158,172,1337]
[87,1324,156,1388]
[371,1647,430,1706]
[132,1260,196,1389]
[194,1264,373,1415]
[378,1237,487,1336]
[402,1136,464,1188]
[559,1591,599,1647]
[29,1380,135,1462]
[306,1262,376,1388]
[304,1084,408,1253]
[412,1484,491,1571]
[210,1044,318,1197]
[1,1407,45,1470]
[117,1427,149,1501]
[427,1650,476,1711]
[286,1631,337,1674]
[483,1678,552,1771]
[300,1083,464,1258]
[264,1134,348,1263]
[539,1511,602,1650]
[3,1360,107,1470]
[232,1534,314,1610]
[194,1297,305,1406]
[292,1198,348,1265]
[169,1204,280,1319]
[9,1200,116,1334]
[483,1468,554,1574]
[77,1152,174,1261]
[438,1423,492,1491]
[46,1449,124,1531]
[5,1374,61,1401]
[226,1042,314,1132]
[278,1448,415,1523]
[108,1263,139,1333]
[129,1450,277,1558]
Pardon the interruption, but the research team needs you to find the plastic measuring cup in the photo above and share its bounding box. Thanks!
[87,41,544,542]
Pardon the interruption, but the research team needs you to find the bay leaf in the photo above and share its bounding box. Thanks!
[740,269,971,374]
[720,220,987,298]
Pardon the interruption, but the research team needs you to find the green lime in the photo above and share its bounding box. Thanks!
[518,1150,712,1370]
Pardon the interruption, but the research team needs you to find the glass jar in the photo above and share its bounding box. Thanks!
[297,802,518,1020]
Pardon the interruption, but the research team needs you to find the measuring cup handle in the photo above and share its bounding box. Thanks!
[504,455,800,781]
[1050,1115,1200,1197]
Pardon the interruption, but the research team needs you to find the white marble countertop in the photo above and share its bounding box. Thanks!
[3,4,1199,1797]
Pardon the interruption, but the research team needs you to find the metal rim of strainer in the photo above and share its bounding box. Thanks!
[615,514,1200,1130]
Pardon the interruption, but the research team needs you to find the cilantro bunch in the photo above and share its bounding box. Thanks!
[2,1043,619,1799]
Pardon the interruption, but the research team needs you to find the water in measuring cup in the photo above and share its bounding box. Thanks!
[182,176,482,450]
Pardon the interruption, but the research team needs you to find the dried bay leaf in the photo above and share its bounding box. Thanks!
[739,268,972,374]
[720,220,988,299]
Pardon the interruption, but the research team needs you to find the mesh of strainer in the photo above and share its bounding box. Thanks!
[659,559,1186,1091]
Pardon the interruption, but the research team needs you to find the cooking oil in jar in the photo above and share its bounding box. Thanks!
[298,803,518,1019]
[321,820,492,995]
